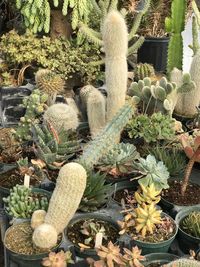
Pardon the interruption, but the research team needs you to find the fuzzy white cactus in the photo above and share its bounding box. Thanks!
[32,163,87,249]
[166,259,200,267]
[43,103,79,133]
[103,10,128,122]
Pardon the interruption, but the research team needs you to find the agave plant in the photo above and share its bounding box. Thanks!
[32,123,80,170]
[97,143,140,177]
[79,171,113,212]
[134,155,169,191]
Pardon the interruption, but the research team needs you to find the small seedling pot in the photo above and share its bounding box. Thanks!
[175,206,200,254]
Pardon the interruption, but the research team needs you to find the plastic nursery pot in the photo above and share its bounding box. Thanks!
[4,222,62,267]
[143,253,179,267]
[130,213,178,255]
[5,187,52,223]
[175,206,200,254]
[137,37,169,73]
[111,180,138,206]
[65,212,121,260]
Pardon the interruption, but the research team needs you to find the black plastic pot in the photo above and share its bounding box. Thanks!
[130,213,178,255]
[175,206,200,254]
[137,37,169,73]
[143,253,179,266]
[4,222,63,267]
[65,213,121,260]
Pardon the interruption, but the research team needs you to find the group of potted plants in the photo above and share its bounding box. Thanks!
[1,0,200,267]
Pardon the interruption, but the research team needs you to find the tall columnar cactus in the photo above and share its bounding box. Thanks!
[174,16,200,117]
[87,86,106,138]
[79,0,150,57]
[166,259,200,267]
[166,0,187,74]
[32,162,87,249]
[103,11,128,122]
[43,103,79,133]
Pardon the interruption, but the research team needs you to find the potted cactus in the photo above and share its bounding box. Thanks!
[175,206,200,254]
[161,134,200,216]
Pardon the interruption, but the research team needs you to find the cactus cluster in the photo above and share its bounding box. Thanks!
[165,0,187,73]
[15,89,48,142]
[32,124,80,170]
[134,63,155,82]
[43,103,79,134]
[3,185,49,219]
[35,69,65,106]
[181,211,200,238]
[15,0,92,33]
[128,77,178,115]
[79,172,113,212]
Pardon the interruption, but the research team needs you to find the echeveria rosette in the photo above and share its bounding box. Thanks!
[135,155,170,191]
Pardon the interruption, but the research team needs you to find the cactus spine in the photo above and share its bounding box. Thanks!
[43,103,79,133]
[166,0,186,74]
[32,162,87,249]
[103,10,128,122]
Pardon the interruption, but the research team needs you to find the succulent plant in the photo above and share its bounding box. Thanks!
[134,155,169,191]
[42,250,74,267]
[134,183,161,205]
[3,185,49,219]
[181,211,200,238]
[32,123,80,170]
[135,202,162,237]
[79,172,113,212]
[166,259,200,267]
[127,113,176,144]
[97,143,140,176]
[146,146,186,177]
[79,219,108,248]
[134,63,155,82]
[15,89,48,142]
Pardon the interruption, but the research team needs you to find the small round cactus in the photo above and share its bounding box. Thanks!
[134,63,155,81]
[31,210,47,229]
[43,103,79,133]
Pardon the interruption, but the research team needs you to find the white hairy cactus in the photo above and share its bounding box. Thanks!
[103,11,128,122]
[32,163,87,249]
[43,103,79,133]
[87,86,106,138]
[166,259,200,267]
[31,210,46,229]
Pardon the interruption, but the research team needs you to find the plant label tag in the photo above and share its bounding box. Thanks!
[24,174,30,188]
[95,232,103,248]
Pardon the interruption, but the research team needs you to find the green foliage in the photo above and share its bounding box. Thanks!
[127,113,176,143]
[3,185,49,219]
[181,211,200,238]
[97,143,140,175]
[32,124,80,170]
[134,154,170,191]
[0,30,101,83]
[165,0,187,73]
[147,146,186,177]
[15,0,92,33]
[79,171,113,212]
[15,89,48,142]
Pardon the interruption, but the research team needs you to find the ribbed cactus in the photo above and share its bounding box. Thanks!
[166,259,200,267]
[43,103,79,133]
[134,63,155,82]
[87,87,106,138]
[166,0,187,74]
[36,69,64,106]
[32,162,87,249]
[103,10,128,122]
